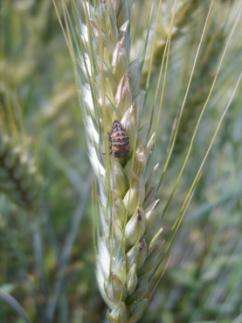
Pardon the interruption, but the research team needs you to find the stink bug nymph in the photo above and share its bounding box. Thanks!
[109,120,130,158]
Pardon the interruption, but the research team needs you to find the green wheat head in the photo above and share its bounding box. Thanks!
[0,132,41,210]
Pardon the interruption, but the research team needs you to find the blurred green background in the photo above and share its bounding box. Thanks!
[1,0,242,322]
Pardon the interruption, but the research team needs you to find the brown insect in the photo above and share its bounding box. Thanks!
[109,120,130,158]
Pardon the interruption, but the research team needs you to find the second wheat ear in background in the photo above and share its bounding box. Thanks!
[109,120,130,159]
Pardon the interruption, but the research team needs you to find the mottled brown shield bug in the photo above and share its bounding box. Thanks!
[109,120,130,158]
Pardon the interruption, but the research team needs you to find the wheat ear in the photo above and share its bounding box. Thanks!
[0,132,40,209]
[67,1,160,322]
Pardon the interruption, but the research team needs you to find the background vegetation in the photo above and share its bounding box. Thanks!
[1,0,242,322]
